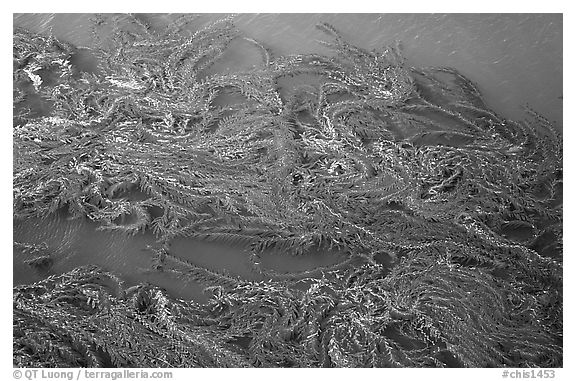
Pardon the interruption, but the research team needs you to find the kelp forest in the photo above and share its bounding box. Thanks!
[13,14,563,368]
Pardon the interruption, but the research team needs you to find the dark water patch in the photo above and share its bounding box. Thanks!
[69,48,101,76]
[382,324,427,351]
[383,200,408,211]
[13,248,47,286]
[373,251,396,268]
[112,209,142,227]
[35,67,61,87]
[295,109,318,126]
[531,179,554,200]
[211,90,252,109]
[147,204,165,220]
[109,186,149,201]
[259,246,346,275]
[13,91,54,121]
[436,350,465,368]
[13,241,55,280]
[227,336,252,350]
[499,221,536,244]
[530,229,562,260]
[140,269,210,304]
[168,236,262,281]
[23,255,53,273]
[490,266,512,281]
[13,213,207,302]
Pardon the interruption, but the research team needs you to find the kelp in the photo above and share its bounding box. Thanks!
[14,265,252,367]
[13,15,562,368]
[14,259,560,367]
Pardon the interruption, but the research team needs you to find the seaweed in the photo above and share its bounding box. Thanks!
[13,16,562,368]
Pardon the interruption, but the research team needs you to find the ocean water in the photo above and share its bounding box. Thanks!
[12,13,563,302]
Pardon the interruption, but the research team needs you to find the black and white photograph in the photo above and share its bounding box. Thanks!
[9,6,566,374]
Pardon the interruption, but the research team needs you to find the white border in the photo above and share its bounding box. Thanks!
[3,1,573,377]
